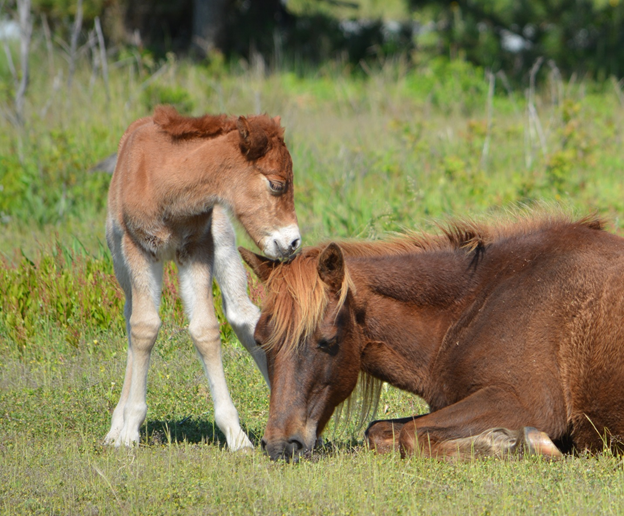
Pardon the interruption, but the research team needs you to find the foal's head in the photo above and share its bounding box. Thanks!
[241,244,363,461]
[154,105,300,259]
[232,115,300,259]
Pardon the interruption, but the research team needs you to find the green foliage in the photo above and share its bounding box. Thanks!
[142,84,194,115]
[0,245,123,349]
[32,0,105,25]
[0,244,237,353]
[0,127,112,225]
[410,0,624,79]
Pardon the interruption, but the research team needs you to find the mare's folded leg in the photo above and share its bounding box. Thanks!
[365,416,422,454]
[400,387,562,459]
[368,386,562,459]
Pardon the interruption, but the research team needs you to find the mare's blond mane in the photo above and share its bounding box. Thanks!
[263,212,605,354]
[261,212,605,429]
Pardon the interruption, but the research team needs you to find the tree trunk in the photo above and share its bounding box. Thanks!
[193,0,228,55]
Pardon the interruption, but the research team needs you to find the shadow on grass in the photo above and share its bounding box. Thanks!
[141,418,365,460]
[143,418,265,448]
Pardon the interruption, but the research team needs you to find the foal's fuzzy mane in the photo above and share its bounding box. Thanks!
[152,105,285,140]
[261,211,605,427]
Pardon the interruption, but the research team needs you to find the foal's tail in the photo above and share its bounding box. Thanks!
[88,153,117,174]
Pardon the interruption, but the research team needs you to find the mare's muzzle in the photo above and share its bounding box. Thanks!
[261,435,309,462]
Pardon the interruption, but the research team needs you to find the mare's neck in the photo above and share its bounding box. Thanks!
[352,250,475,404]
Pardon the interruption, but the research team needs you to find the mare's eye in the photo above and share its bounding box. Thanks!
[268,180,286,194]
[317,337,337,350]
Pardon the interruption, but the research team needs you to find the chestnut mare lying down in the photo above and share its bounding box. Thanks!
[105,106,300,450]
[241,215,624,460]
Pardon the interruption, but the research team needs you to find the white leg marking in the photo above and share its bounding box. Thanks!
[212,206,270,387]
[105,220,136,444]
[178,251,253,451]
[106,227,163,447]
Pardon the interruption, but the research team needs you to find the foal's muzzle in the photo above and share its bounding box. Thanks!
[263,225,301,260]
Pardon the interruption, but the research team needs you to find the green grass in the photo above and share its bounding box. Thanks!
[3,44,624,513]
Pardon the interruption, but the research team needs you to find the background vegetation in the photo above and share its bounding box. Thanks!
[2,2,624,513]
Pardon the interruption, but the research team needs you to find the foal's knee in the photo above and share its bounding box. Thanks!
[129,314,161,349]
[188,318,220,352]
[222,298,260,331]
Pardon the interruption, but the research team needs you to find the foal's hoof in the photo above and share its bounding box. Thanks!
[523,427,563,458]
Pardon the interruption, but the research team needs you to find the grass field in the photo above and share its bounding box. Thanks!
[2,45,624,514]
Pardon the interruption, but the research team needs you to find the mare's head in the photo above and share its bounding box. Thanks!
[154,105,300,259]
[241,243,364,461]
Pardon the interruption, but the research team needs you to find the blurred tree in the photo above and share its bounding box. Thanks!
[192,0,228,54]
[409,0,624,78]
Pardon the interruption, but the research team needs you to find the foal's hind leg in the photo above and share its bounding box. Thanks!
[104,223,134,444]
[211,206,269,386]
[178,250,253,451]
[105,230,163,446]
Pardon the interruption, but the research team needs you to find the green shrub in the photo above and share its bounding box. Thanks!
[142,84,194,114]
[0,245,240,353]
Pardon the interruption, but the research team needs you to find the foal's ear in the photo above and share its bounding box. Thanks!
[273,115,281,127]
[237,116,269,160]
[317,243,345,292]
[239,247,277,282]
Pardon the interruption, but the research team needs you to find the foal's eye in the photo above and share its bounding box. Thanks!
[268,180,286,194]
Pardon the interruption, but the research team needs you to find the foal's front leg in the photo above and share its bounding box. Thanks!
[211,205,269,386]
[178,253,253,451]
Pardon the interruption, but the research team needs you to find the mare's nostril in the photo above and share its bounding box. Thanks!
[290,238,300,251]
[287,436,304,451]
[260,438,268,452]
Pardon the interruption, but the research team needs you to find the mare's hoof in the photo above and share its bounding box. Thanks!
[523,427,563,458]
[365,420,403,454]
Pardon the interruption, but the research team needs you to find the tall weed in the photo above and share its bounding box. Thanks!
[0,243,240,355]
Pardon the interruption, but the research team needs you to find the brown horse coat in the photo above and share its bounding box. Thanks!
[104,106,300,449]
[242,215,624,460]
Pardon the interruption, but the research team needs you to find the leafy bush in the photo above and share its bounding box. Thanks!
[0,244,244,353]
[142,84,194,114]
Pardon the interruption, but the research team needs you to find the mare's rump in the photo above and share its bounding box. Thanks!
[563,266,624,453]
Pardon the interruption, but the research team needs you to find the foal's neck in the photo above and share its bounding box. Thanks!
[353,250,475,401]
[160,133,243,215]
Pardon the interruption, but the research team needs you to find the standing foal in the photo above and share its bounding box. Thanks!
[104,105,300,450]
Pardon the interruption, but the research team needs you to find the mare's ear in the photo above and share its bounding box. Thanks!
[237,116,269,160]
[317,243,345,292]
[239,247,277,282]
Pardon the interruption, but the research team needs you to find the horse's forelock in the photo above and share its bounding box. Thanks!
[248,115,285,141]
[262,249,354,353]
